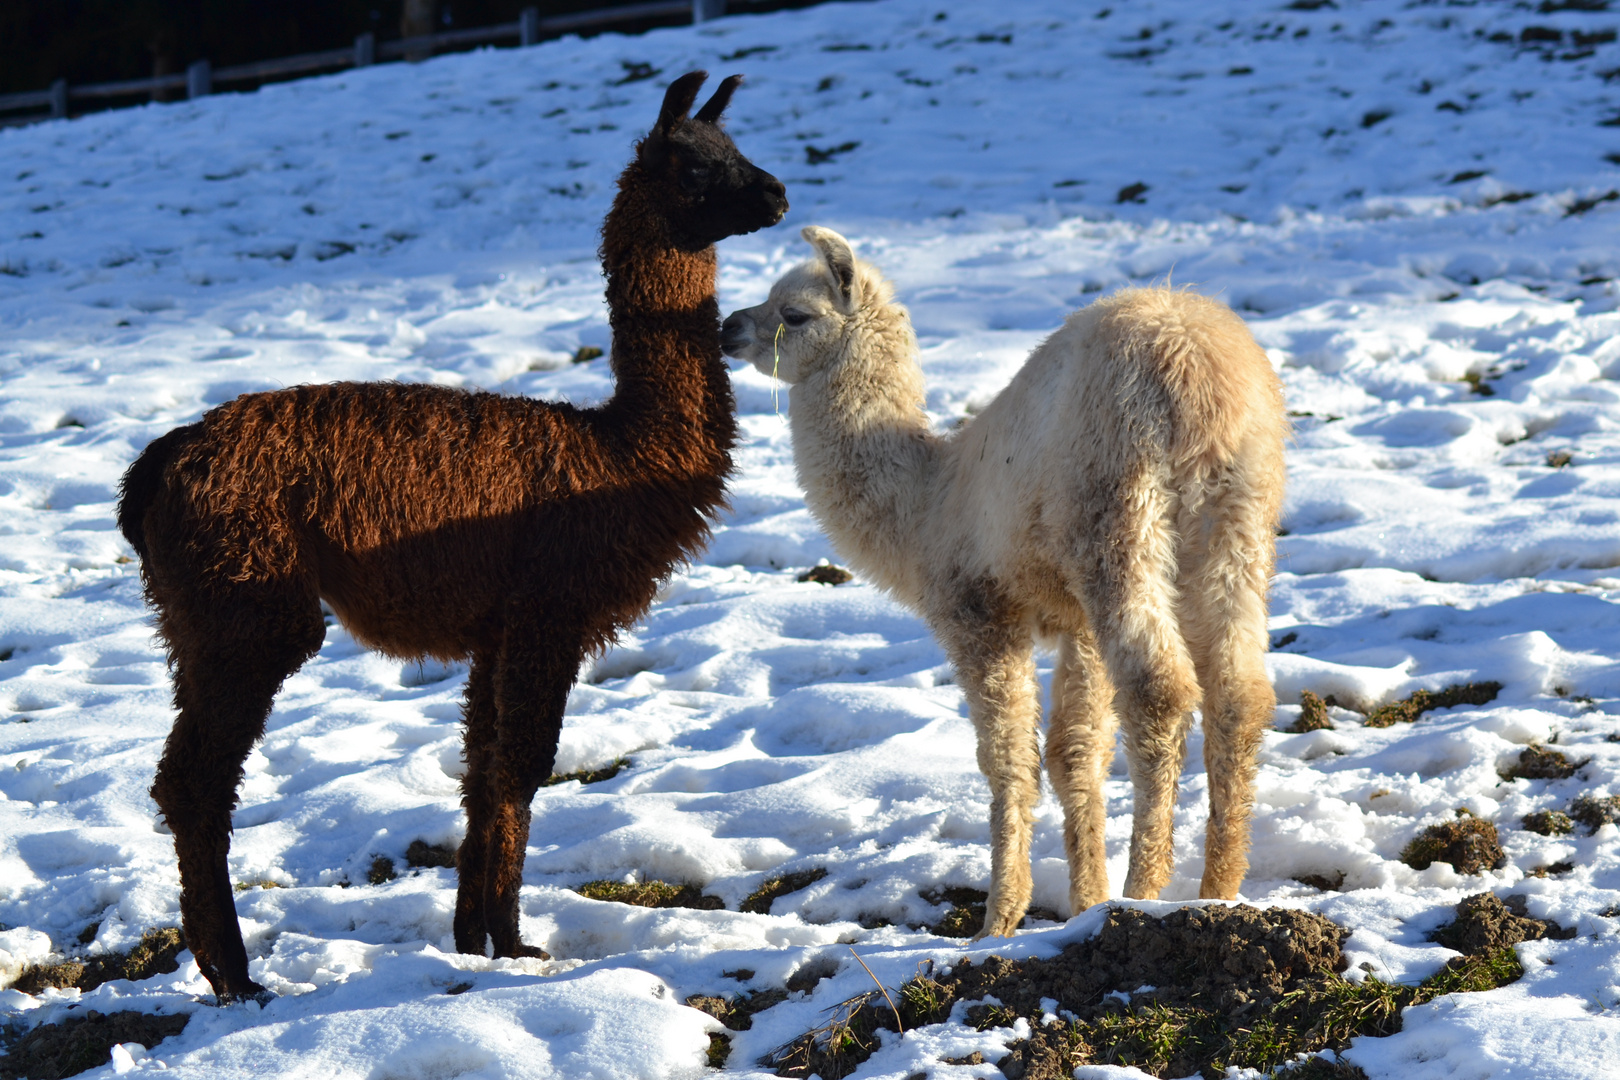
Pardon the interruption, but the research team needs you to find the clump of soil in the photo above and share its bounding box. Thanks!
[10,929,184,997]
[919,886,988,937]
[1287,691,1333,733]
[1399,813,1506,875]
[687,987,791,1031]
[767,903,1531,1080]
[1570,792,1620,833]
[366,856,397,885]
[1293,871,1345,892]
[1363,682,1501,728]
[405,839,457,869]
[740,869,828,915]
[0,1009,189,1080]
[574,879,723,910]
[1499,745,1582,781]
[541,757,628,787]
[1522,810,1575,836]
[1429,893,1573,954]
[797,564,854,586]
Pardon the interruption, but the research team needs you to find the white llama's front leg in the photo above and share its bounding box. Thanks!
[1045,627,1119,914]
[940,607,1041,940]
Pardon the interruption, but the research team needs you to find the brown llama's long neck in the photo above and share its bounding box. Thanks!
[597,163,735,483]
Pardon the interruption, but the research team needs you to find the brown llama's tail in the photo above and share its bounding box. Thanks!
[117,422,201,561]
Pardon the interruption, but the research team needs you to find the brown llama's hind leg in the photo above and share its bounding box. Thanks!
[150,601,322,1003]
[1045,626,1119,915]
[479,620,588,959]
[454,654,498,956]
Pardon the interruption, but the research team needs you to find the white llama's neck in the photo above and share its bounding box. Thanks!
[788,325,937,607]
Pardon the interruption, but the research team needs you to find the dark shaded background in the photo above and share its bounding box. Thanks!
[0,1,801,97]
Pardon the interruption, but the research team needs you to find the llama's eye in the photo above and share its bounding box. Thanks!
[781,309,812,327]
[681,165,711,191]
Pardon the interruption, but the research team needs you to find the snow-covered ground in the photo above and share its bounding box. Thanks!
[3,0,1620,1076]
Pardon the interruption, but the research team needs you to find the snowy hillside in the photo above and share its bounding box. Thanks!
[2,0,1620,1077]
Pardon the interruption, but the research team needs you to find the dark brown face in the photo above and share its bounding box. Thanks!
[640,72,788,250]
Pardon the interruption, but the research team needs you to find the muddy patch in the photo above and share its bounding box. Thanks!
[767,901,1537,1080]
[8,929,184,996]
[0,1009,189,1080]
[1499,745,1583,781]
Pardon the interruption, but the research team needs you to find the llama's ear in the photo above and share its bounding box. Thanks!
[693,74,744,124]
[802,226,858,307]
[656,71,708,133]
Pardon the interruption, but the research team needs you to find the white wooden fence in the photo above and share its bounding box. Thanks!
[0,0,732,127]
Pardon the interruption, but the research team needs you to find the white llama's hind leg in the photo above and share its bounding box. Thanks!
[1073,461,1201,901]
[1045,626,1119,914]
[1178,451,1282,899]
[937,600,1041,939]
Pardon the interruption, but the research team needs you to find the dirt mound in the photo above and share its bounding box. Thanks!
[574,879,724,909]
[1399,813,1505,875]
[950,905,1347,1017]
[0,1010,189,1080]
[767,902,1538,1080]
[1430,893,1574,954]
[1499,746,1582,781]
[1363,681,1500,728]
[9,930,184,997]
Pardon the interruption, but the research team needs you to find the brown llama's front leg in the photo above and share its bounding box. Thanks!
[152,628,316,1004]
[453,655,498,955]
[1045,627,1119,915]
[481,624,584,959]
[938,601,1041,941]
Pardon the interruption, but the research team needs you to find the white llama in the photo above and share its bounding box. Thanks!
[722,227,1287,937]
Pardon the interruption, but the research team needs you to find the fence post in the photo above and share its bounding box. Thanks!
[354,32,376,67]
[187,59,212,98]
[520,7,540,46]
[691,0,726,22]
[49,79,68,119]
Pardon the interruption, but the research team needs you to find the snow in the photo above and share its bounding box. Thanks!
[3,0,1620,1076]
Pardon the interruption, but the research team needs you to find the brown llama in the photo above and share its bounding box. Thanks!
[115,71,787,1004]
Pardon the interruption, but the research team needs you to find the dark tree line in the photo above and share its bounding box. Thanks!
[0,1,682,96]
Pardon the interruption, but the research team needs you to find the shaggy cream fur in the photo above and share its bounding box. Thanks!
[722,227,1287,936]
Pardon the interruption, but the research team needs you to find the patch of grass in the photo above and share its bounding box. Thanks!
[1288,690,1334,733]
[1459,370,1496,396]
[1526,860,1575,878]
[232,878,282,892]
[767,901,1529,1080]
[1571,792,1620,833]
[1546,449,1574,468]
[740,868,828,914]
[687,988,790,1032]
[1523,809,1575,835]
[571,344,603,364]
[1399,812,1506,875]
[1117,181,1150,203]
[575,879,724,910]
[541,757,627,787]
[10,929,184,997]
[1294,871,1345,892]
[796,564,853,586]
[406,839,457,869]
[804,141,860,165]
[1364,681,1501,728]
[705,1032,731,1068]
[919,886,988,938]
[367,856,397,885]
[1499,745,1583,781]
[0,1010,190,1080]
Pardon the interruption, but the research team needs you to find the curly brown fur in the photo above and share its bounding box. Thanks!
[118,71,786,1005]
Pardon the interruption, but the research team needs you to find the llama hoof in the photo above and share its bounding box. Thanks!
[215,982,274,1008]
